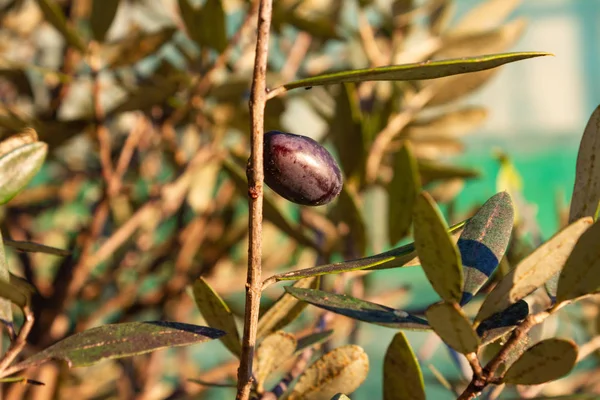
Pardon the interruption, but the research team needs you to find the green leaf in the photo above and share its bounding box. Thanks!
[0,142,47,205]
[502,338,578,385]
[413,192,463,303]
[0,232,12,324]
[265,220,466,283]
[178,0,227,52]
[255,331,297,392]
[15,321,224,369]
[450,0,521,35]
[477,217,593,322]
[35,0,86,52]
[425,302,479,354]
[4,240,70,256]
[330,83,365,181]
[0,278,29,310]
[289,345,369,400]
[285,287,429,330]
[257,277,319,339]
[569,105,600,223]
[417,160,480,185]
[222,159,317,249]
[477,300,529,345]
[388,141,421,245]
[280,52,551,91]
[90,0,120,42]
[330,185,367,256]
[459,192,514,305]
[192,278,241,358]
[556,218,600,303]
[0,377,44,385]
[383,332,425,400]
[295,330,333,354]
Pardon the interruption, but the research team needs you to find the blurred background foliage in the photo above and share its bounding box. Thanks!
[0,0,597,399]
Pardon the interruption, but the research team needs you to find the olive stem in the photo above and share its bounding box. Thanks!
[236,0,273,399]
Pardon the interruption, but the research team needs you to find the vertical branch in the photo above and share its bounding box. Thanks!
[236,1,273,399]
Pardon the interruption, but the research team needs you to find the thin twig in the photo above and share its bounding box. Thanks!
[236,0,273,398]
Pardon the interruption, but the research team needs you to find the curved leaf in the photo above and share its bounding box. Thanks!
[35,0,86,52]
[459,192,514,305]
[16,321,224,369]
[289,345,369,400]
[257,277,319,339]
[281,52,550,90]
[255,331,297,392]
[5,240,70,256]
[265,220,466,283]
[425,302,479,354]
[0,142,47,205]
[569,105,600,222]
[90,0,120,42]
[0,232,11,324]
[556,218,600,303]
[503,338,578,385]
[178,0,227,52]
[477,217,593,322]
[388,141,421,245]
[295,330,333,355]
[285,287,429,330]
[192,278,241,358]
[383,332,425,400]
[0,128,38,158]
[413,192,463,303]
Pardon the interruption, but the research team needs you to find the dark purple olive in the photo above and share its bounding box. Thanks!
[263,130,343,206]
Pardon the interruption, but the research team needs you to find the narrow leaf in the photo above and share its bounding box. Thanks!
[569,105,600,222]
[425,302,479,354]
[178,0,227,52]
[330,83,365,180]
[5,240,70,256]
[0,279,29,310]
[295,330,333,354]
[289,345,369,399]
[90,0,120,42]
[383,332,425,400]
[0,232,12,324]
[388,141,421,245]
[331,185,367,256]
[0,142,47,205]
[556,218,600,303]
[35,0,86,52]
[477,217,593,322]
[477,300,528,345]
[16,322,224,369]
[459,192,514,305]
[257,277,318,339]
[503,338,578,385]
[428,0,454,35]
[281,52,551,91]
[285,287,429,330]
[192,278,241,358]
[413,192,463,303]
[266,220,466,282]
[255,331,297,392]
[418,160,480,184]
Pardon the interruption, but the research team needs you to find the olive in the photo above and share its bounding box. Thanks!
[263,130,343,206]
